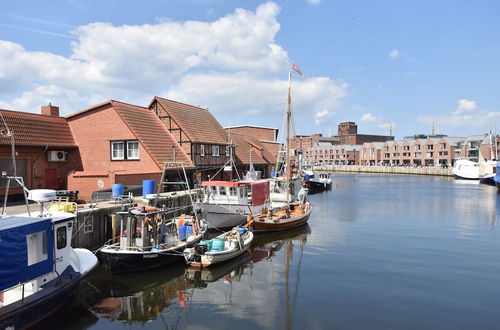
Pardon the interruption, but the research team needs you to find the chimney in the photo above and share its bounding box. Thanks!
[41,102,60,117]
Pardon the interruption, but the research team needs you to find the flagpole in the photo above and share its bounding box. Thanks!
[285,70,292,202]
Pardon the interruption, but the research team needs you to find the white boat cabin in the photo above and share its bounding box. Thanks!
[200,180,269,207]
[0,213,77,307]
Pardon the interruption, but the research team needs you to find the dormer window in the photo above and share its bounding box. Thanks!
[111,140,140,160]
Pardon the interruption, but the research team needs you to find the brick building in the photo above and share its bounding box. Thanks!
[66,100,192,201]
[0,104,80,197]
[149,97,231,181]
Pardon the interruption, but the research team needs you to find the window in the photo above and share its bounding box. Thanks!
[26,231,48,266]
[427,145,434,150]
[440,143,446,149]
[219,186,227,195]
[111,140,139,160]
[84,215,94,234]
[229,187,237,196]
[127,141,139,159]
[416,145,421,150]
[200,145,205,157]
[225,147,230,157]
[212,145,220,156]
[111,141,125,160]
[57,226,67,250]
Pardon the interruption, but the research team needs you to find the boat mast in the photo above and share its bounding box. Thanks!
[285,71,292,202]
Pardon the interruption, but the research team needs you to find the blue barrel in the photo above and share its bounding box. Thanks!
[112,183,124,198]
[143,179,156,198]
[178,225,187,240]
[186,225,193,237]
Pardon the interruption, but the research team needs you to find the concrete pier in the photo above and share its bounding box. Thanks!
[314,165,453,177]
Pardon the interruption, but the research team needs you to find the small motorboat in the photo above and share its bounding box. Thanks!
[183,226,253,267]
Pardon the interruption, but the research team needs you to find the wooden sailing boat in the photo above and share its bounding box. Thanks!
[250,64,312,232]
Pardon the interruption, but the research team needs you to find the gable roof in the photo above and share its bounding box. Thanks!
[231,132,275,165]
[0,109,76,147]
[151,97,228,145]
[67,100,193,169]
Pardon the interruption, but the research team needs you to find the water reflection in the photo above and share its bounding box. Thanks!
[185,252,252,286]
[91,262,187,323]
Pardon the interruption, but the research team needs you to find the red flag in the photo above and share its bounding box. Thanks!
[291,62,304,76]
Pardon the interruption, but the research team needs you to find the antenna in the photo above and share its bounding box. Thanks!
[431,122,435,135]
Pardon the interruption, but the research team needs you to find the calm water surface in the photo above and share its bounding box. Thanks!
[35,174,500,329]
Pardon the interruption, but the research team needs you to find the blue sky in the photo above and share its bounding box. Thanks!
[0,0,499,138]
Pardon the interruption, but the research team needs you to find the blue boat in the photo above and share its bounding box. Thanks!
[494,163,500,188]
[0,212,98,329]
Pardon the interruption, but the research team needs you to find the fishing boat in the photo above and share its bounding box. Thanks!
[194,179,269,229]
[183,226,253,267]
[250,63,312,232]
[99,208,207,273]
[304,170,332,194]
[0,191,98,329]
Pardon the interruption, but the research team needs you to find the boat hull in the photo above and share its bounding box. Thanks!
[194,203,260,229]
[0,267,92,330]
[306,180,332,194]
[252,204,312,232]
[100,237,202,274]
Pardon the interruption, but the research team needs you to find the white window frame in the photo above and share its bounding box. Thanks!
[84,215,94,234]
[212,145,220,157]
[200,145,205,157]
[111,141,125,160]
[127,141,140,160]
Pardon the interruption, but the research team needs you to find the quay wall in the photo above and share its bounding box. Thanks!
[72,190,197,250]
[314,165,453,177]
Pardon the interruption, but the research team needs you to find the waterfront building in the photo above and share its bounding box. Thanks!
[305,143,361,166]
[66,100,192,201]
[149,97,232,181]
[0,104,79,196]
[359,134,498,167]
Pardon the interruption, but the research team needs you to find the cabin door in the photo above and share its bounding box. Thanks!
[45,168,57,189]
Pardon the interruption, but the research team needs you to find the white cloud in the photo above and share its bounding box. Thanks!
[454,98,477,114]
[417,99,500,135]
[306,0,321,4]
[166,73,347,122]
[0,1,347,130]
[389,48,400,59]
[314,109,332,125]
[361,113,379,122]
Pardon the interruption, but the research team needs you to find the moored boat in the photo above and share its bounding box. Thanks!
[0,208,98,329]
[304,170,332,194]
[194,180,269,229]
[183,226,253,267]
[99,208,207,273]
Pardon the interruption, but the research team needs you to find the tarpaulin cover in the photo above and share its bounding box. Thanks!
[0,217,54,291]
[251,181,269,206]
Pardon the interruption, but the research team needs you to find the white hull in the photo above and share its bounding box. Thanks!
[452,160,479,180]
[193,231,254,267]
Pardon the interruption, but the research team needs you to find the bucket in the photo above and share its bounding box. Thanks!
[201,239,212,251]
[142,179,156,198]
[212,238,225,251]
[186,225,193,237]
[178,224,188,240]
[112,184,124,198]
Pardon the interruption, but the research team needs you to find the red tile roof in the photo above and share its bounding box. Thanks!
[151,97,228,145]
[112,101,193,168]
[0,109,77,147]
[231,132,276,165]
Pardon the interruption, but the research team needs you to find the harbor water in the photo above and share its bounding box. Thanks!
[34,174,500,329]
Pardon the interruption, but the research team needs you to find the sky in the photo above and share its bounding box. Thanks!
[0,0,499,139]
